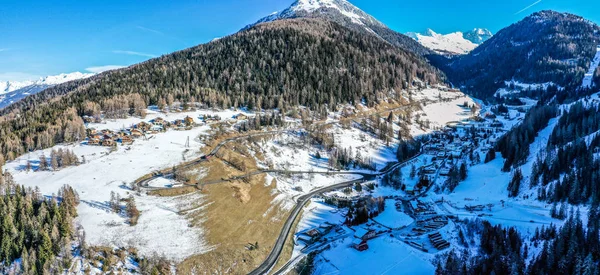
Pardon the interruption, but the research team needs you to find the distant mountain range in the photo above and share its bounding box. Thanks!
[406,28,493,55]
[0,72,93,109]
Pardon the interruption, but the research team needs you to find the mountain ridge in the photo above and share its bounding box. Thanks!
[244,0,433,56]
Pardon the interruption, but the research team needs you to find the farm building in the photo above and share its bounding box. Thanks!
[353,228,376,241]
[352,239,369,251]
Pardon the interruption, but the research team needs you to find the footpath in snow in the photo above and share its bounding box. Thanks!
[582,45,600,88]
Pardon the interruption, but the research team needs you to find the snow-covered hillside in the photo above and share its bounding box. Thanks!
[406,28,492,55]
[0,72,93,109]
[582,45,600,88]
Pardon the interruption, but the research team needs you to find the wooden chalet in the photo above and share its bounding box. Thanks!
[102,139,116,147]
[353,228,376,241]
[352,239,369,251]
[120,136,134,145]
[184,116,195,126]
[130,129,144,138]
[87,138,100,146]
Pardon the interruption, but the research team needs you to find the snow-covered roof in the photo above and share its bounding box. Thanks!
[353,227,369,238]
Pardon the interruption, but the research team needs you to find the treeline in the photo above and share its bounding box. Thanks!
[0,18,443,161]
[495,104,557,171]
[1,107,86,161]
[0,172,80,274]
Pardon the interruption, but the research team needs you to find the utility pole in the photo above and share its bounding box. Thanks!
[185,136,190,148]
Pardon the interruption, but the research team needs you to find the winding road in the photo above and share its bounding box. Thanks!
[131,104,422,275]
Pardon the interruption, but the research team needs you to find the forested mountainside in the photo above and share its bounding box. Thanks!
[0,18,443,160]
[245,0,433,56]
[441,10,600,100]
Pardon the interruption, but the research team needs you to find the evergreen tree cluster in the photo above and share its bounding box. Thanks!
[495,104,557,171]
[549,101,600,148]
[328,147,375,171]
[532,137,600,204]
[530,103,600,204]
[529,209,600,275]
[344,197,385,226]
[437,208,600,275]
[396,139,422,162]
[435,221,524,275]
[237,112,285,132]
[0,18,443,161]
[0,172,79,274]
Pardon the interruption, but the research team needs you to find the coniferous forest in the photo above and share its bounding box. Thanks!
[0,171,79,274]
[0,18,442,161]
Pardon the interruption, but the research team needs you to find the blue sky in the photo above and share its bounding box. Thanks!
[1,0,598,81]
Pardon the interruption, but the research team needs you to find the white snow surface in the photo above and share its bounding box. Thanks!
[406,29,478,55]
[313,235,435,274]
[0,72,94,109]
[0,72,93,94]
[372,200,414,229]
[2,109,261,261]
[245,0,384,30]
[495,80,560,98]
[582,45,600,88]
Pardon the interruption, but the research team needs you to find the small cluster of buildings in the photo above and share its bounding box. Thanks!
[351,227,378,251]
[86,116,196,147]
[428,232,450,250]
[408,200,436,216]
[295,223,336,246]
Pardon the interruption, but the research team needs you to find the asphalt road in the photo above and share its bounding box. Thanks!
[248,153,423,275]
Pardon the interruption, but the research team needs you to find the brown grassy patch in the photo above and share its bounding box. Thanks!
[148,186,198,197]
[177,146,290,274]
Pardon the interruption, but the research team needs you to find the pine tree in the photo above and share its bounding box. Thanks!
[126,196,140,226]
[39,154,48,171]
[508,169,523,197]
[50,150,59,171]
[459,163,467,181]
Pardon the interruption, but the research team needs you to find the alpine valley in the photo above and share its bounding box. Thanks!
[0,0,599,274]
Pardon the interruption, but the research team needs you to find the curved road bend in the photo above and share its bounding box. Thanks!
[248,154,423,275]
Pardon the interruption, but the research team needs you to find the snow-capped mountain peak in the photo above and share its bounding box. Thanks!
[0,72,94,109]
[463,28,493,44]
[0,72,93,95]
[244,0,385,31]
[406,28,492,55]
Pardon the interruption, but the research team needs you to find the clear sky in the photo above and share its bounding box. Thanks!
[1,0,598,81]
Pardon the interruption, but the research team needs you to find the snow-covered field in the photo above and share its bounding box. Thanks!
[313,235,435,274]
[372,200,414,229]
[2,109,258,261]
[411,91,476,136]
